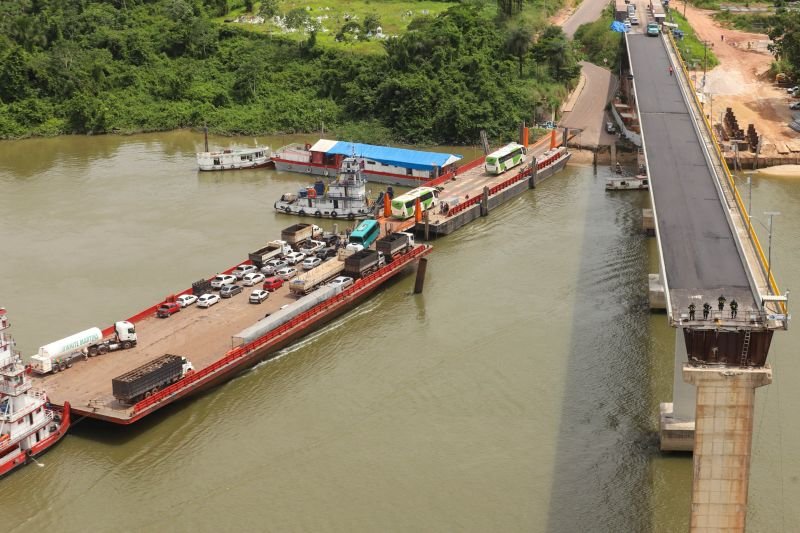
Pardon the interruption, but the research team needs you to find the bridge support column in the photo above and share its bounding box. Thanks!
[648,272,666,310]
[660,328,696,451]
[684,365,772,532]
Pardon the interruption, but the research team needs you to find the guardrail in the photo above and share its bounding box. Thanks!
[668,33,785,313]
[132,245,431,414]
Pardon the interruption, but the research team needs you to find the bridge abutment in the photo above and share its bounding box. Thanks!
[660,328,696,451]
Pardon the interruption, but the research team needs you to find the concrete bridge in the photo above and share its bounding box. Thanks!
[624,23,789,532]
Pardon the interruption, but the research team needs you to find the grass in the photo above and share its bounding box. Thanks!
[712,11,771,33]
[669,10,720,70]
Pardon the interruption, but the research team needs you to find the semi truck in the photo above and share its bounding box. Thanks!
[288,259,346,295]
[248,240,292,268]
[343,250,386,279]
[112,354,194,404]
[281,224,322,246]
[30,321,138,374]
[376,232,415,261]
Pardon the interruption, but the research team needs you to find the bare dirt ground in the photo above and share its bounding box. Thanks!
[683,5,799,155]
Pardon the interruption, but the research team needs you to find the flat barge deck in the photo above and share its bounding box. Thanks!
[33,245,431,424]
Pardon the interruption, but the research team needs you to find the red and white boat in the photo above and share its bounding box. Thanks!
[0,308,70,477]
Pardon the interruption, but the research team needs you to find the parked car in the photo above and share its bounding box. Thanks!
[606,121,616,134]
[211,274,236,289]
[275,267,298,280]
[630,15,639,25]
[197,293,220,308]
[316,247,338,260]
[176,294,198,308]
[263,276,284,292]
[320,234,341,247]
[623,19,632,30]
[242,272,266,286]
[249,289,270,304]
[284,251,306,265]
[261,258,288,275]
[646,23,660,36]
[220,284,243,298]
[232,264,259,280]
[302,256,323,270]
[298,240,324,255]
[791,102,800,110]
[157,301,181,318]
[787,85,798,94]
[328,276,354,289]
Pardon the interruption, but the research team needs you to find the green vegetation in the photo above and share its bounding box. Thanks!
[573,5,622,68]
[0,0,579,143]
[670,11,720,70]
[765,10,800,78]
[712,11,770,33]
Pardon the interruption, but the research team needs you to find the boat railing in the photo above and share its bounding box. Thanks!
[0,380,31,396]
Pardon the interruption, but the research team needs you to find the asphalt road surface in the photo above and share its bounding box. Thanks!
[627,34,754,308]
[560,61,618,148]
[561,0,614,38]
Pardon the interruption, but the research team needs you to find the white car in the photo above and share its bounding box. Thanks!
[791,102,800,110]
[249,289,270,304]
[211,274,236,289]
[176,294,198,308]
[302,256,322,270]
[197,293,220,308]
[242,272,266,286]
[329,276,354,289]
[284,251,306,265]
[630,15,639,25]
[261,258,288,275]
[275,266,298,280]
[232,264,258,280]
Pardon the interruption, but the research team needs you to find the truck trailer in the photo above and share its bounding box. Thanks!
[248,240,292,267]
[112,354,194,404]
[376,232,415,261]
[30,321,138,374]
[343,250,386,279]
[280,224,322,246]
[288,259,346,295]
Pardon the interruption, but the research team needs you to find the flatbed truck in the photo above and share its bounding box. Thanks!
[288,259,345,295]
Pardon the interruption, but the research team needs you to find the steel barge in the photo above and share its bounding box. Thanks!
[32,245,431,424]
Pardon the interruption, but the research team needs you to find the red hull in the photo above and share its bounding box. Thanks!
[0,402,71,477]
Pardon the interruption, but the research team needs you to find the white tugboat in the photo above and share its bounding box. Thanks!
[273,157,378,220]
[0,308,70,477]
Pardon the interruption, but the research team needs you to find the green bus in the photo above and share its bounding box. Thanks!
[484,143,527,175]
[348,219,381,248]
[390,187,438,219]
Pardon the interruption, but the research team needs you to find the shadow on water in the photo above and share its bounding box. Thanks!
[546,175,663,532]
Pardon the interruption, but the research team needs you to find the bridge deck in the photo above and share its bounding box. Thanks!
[628,34,757,317]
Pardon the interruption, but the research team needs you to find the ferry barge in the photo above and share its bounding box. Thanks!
[31,244,431,424]
[0,309,70,476]
[272,139,462,187]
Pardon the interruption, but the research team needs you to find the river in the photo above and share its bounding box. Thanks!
[0,131,798,532]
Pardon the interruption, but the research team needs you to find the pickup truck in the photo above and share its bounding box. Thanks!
[248,240,292,268]
[157,302,181,318]
[298,239,324,255]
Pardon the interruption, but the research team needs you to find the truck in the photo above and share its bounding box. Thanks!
[281,224,322,246]
[248,240,292,268]
[289,258,346,295]
[30,321,138,374]
[111,354,194,404]
[343,250,386,279]
[376,232,415,261]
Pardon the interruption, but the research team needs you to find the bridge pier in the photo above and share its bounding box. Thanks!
[648,273,666,311]
[684,365,772,532]
[660,328,697,451]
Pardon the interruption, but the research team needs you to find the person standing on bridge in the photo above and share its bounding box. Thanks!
[718,294,726,311]
[668,66,673,76]
[730,299,738,318]
[703,302,711,320]
[688,303,696,321]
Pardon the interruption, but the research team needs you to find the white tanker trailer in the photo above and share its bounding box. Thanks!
[30,321,137,374]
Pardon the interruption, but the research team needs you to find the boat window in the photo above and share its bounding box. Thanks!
[213,158,220,165]
[406,168,413,175]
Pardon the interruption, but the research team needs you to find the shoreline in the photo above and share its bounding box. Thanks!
[755,164,800,177]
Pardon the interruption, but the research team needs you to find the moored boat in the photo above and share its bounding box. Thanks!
[197,146,272,171]
[0,308,70,477]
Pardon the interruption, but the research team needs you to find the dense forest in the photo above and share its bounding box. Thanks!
[0,0,579,143]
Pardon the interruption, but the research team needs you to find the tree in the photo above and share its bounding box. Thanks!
[497,0,524,17]
[505,26,532,77]
[259,0,279,19]
[244,0,254,13]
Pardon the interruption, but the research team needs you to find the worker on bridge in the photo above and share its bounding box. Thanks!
[688,303,696,321]
[718,294,726,311]
[703,302,711,320]
[668,66,673,76]
[730,299,738,318]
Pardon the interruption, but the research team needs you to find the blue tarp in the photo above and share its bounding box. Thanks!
[326,141,462,171]
[610,21,629,33]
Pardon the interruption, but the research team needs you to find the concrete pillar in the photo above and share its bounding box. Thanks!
[660,328,697,451]
[683,365,772,532]
[480,186,489,217]
[648,273,666,310]
[642,208,655,236]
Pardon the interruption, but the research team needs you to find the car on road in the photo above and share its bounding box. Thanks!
[302,256,323,270]
[275,267,298,280]
[211,274,236,289]
[176,294,198,308]
[249,289,270,304]
[220,284,243,298]
[157,302,181,318]
[623,19,632,30]
[328,276,354,289]
[242,272,266,286]
[791,102,800,110]
[232,264,258,280]
[197,293,220,308]
[261,258,289,275]
[606,121,616,134]
[284,251,306,265]
[647,23,660,36]
[787,85,798,94]
[630,15,639,25]
[263,276,284,292]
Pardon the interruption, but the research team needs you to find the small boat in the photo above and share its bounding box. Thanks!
[273,157,378,220]
[196,146,271,171]
[0,308,70,477]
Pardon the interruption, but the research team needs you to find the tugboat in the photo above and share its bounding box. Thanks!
[273,157,378,220]
[0,308,70,477]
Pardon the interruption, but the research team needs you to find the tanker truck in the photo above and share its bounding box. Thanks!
[30,321,138,374]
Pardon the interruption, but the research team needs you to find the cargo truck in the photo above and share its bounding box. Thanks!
[248,240,292,268]
[376,232,415,261]
[112,354,194,404]
[30,322,137,374]
[288,259,345,295]
[280,224,322,246]
[343,250,386,279]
